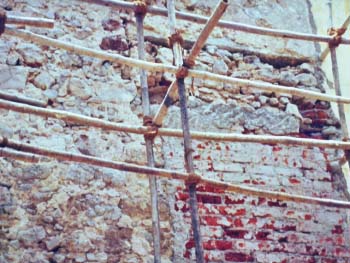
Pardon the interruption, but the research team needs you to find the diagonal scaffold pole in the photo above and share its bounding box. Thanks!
[153,0,228,127]
[134,2,162,262]
[2,136,350,209]
[167,0,204,261]
[5,27,350,105]
[327,0,350,166]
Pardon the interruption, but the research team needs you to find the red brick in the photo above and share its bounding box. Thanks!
[304,214,312,220]
[281,225,296,231]
[183,250,191,259]
[203,216,219,226]
[233,218,244,228]
[216,240,232,250]
[193,154,201,160]
[255,231,271,240]
[197,194,222,204]
[331,225,343,234]
[224,229,249,239]
[225,252,254,262]
[301,109,330,119]
[185,239,194,249]
[320,259,337,263]
[248,217,257,225]
[233,208,246,216]
[175,192,189,201]
[203,240,216,250]
[289,177,301,184]
[196,143,205,149]
[197,184,225,193]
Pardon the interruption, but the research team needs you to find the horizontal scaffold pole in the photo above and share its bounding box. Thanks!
[7,15,54,28]
[4,27,350,105]
[1,136,350,209]
[0,91,47,108]
[0,147,40,163]
[0,136,188,179]
[80,0,350,45]
[1,98,350,150]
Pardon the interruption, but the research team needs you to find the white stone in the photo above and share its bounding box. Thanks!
[0,65,28,90]
[131,234,151,256]
[33,71,55,90]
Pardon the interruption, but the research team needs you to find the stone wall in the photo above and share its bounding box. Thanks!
[0,0,349,263]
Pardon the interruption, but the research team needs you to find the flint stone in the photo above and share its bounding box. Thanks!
[212,59,229,75]
[300,63,315,74]
[279,71,298,86]
[295,73,317,86]
[100,35,129,51]
[102,18,121,31]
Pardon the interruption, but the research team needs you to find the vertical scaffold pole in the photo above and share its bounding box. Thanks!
[167,0,204,262]
[135,5,162,263]
[327,0,350,163]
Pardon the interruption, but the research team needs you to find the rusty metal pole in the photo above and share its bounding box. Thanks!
[167,0,204,262]
[327,0,350,164]
[178,78,204,263]
[135,8,162,263]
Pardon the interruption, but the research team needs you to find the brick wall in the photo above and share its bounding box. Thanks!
[164,112,350,262]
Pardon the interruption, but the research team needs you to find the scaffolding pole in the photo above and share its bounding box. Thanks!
[79,0,350,45]
[135,7,162,263]
[0,91,47,108]
[327,0,350,166]
[3,98,350,149]
[5,27,350,105]
[0,147,41,163]
[2,136,350,209]
[6,15,54,28]
[167,0,204,261]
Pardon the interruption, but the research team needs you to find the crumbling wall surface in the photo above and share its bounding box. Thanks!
[0,0,349,263]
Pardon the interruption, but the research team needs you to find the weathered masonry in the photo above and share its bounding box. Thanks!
[0,0,350,262]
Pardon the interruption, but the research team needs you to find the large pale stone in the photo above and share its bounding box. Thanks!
[212,59,229,75]
[68,77,93,99]
[295,73,317,86]
[0,65,28,90]
[33,71,55,90]
[131,232,151,256]
[65,230,94,252]
[18,226,46,247]
[45,236,61,251]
